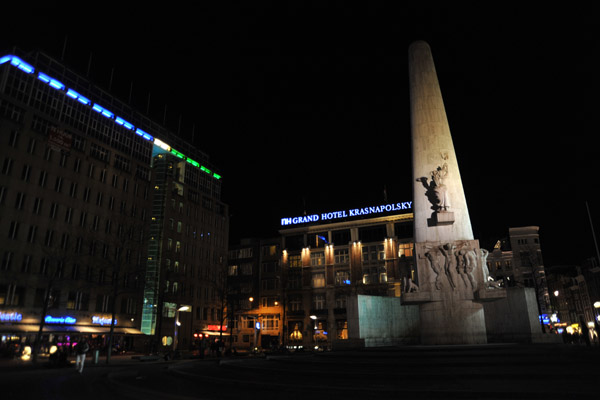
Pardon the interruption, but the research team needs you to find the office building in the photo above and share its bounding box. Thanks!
[0,51,227,355]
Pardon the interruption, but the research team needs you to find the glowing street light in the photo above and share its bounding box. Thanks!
[174,305,190,351]
[310,315,318,350]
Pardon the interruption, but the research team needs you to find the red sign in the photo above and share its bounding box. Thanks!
[207,325,227,331]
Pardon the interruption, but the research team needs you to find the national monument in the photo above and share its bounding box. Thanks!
[402,40,506,344]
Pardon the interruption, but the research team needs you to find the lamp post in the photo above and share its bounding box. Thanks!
[594,302,600,341]
[247,297,260,352]
[310,315,317,350]
[173,305,190,352]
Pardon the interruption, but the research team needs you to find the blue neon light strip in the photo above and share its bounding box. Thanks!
[115,116,134,130]
[66,88,91,105]
[0,55,35,74]
[1,54,221,180]
[135,128,153,141]
[92,103,114,119]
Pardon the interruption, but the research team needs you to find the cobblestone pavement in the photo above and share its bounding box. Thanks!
[1,344,598,399]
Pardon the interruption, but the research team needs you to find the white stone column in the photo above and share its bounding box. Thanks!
[407,40,495,345]
[409,40,474,243]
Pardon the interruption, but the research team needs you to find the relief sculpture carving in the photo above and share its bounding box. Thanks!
[440,243,458,290]
[425,250,444,290]
[423,241,483,292]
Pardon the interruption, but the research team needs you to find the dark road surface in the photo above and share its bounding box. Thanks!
[1,343,598,400]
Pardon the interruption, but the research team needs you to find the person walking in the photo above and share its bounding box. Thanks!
[74,338,89,373]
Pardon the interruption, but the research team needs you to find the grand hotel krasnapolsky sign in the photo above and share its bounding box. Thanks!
[280,201,413,227]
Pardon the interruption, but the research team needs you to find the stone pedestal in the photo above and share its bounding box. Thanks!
[420,295,487,345]
[401,239,506,344]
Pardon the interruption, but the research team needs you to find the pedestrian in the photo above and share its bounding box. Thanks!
[580,317,591,346]
[74,338,89,373]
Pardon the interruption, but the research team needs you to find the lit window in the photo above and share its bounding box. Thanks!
[398,243,413,257]
[311,252,325,266]
[312,273,325,288]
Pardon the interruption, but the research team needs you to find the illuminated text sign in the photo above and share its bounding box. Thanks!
[281,202,412,226]
[0,312,23,322]
[207,325,227,331]
[92,316,117,326]
[45,315,77,324]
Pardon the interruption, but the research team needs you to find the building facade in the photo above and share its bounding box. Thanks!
[227,206,415,351]
[0,51,227,356]
[227,237,281,351]
[487,226,551,315]
[279,210,414,349]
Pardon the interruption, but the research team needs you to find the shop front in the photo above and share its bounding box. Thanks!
[0,310,143,360]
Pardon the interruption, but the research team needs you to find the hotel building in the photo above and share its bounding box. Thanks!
[228,203,415,351]
[0,51,227,355]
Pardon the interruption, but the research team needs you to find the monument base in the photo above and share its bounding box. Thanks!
[419,294,487,345]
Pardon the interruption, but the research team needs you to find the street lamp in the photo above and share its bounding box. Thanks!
[310,315,317,350]
[246,298,260,352]
[173,305,190,351]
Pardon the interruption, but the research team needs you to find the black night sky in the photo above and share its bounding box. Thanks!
[1,3,595,267]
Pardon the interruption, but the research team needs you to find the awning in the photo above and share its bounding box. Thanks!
[201,330,230,336]
[1,324,143,335]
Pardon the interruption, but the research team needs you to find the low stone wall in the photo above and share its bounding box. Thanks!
[483,287,562,344]
[347,295,420,347]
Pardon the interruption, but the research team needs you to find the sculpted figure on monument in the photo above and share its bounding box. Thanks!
[456,249,470,290]
[403,276,419,293]
[459,248,478,291]
[431,162,450,212]
[440,243,458,290]
[481,249,491,281]
[425,250,444,290]
[480,248,502,289]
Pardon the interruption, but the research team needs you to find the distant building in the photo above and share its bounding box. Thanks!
[487,226,551,314]
[227,237,281,350]
[581,257,600,319]
[0,51,227,354]
[546,265,595,328]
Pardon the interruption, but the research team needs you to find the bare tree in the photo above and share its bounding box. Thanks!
[92,218,148,363]
[30,233,87,363]
[210,263,230,347]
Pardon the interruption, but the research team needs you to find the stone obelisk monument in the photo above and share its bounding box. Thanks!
[405,40,505,345]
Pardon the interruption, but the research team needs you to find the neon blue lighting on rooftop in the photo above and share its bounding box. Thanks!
[37,72,52,84]
[49,79,65,90]
[135,128,153,141]
[66,88,91,105]
[37,71,65,90]
[1,55,35,74]
[92,103,114,119]
[115,116,135,130]
[65,88,78,99]
[1,53,221,179]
